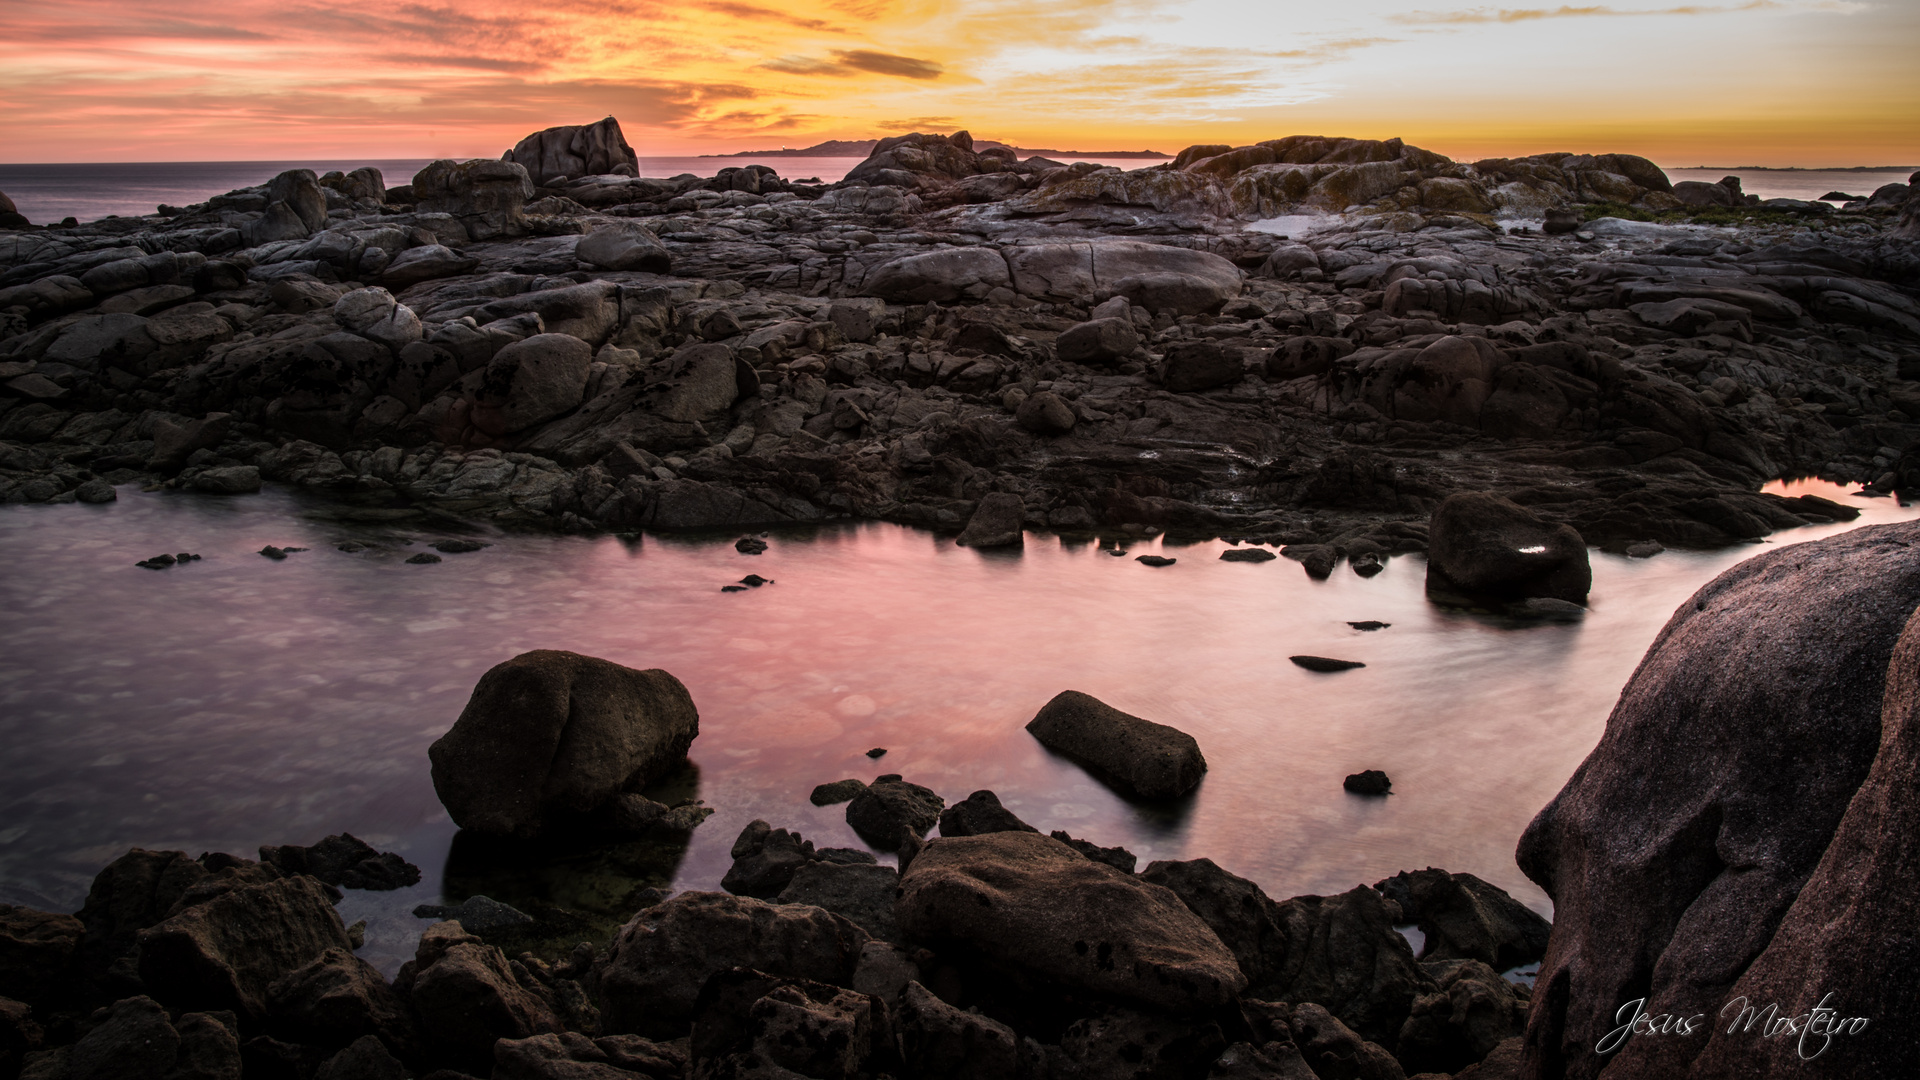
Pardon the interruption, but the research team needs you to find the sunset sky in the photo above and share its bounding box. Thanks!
[1,0,1915,166]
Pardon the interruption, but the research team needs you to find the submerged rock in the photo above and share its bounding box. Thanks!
[1026,690,1207,799]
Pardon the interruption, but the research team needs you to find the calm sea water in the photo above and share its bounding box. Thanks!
[0,477,1906,973]
[1663,167,1916,203]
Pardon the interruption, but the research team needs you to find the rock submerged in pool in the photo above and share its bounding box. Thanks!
[1219,548,1277,563]
[845,776,945,850]
[1291,655,1365,672]
[1344,770,1392,795]
[1426,491,1591,605]
[428,650,700,837]
[1026,690,1206,799]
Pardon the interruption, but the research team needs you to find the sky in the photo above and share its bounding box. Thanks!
[0,0,1915,166]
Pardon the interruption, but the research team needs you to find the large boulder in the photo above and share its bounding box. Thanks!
[1425,492,1590,605]
[74,849,210,977]
[597,892,869,1039]
[407,922,561,1072]
[1516,520,1920,1079]
[504,117,639,186]
[845,131,983,187]
[844,777,945,850]
[1266,887,1436,1049]
[1138,858,1288,992]
[1396,959,1528,1076]
[894,979,1026,1080]
[428,650,699,837]
[577,222,671,273]
[895,830,1245,1013]
[859,248,1010,303]
[266,946,413,1055]
[1055,317,1139,366]
[0,905,82,1001]
[63,995,242,1080]
[1005,241,1241,315]
[412,159,536,240]
[1026,690,1207,799]
[135,875,352,1021]
[469,333,593,437]
[332,287,422,354]
[777,862,902,945]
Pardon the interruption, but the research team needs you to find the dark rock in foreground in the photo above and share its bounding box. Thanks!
[1374,868,1550,971]
[428,650,699,837]
[1517,519,1920,1079]
[1026,689,1207,799]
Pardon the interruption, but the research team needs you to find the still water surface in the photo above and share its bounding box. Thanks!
[0,480,1908,972]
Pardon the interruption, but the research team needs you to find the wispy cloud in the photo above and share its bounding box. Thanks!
[1391,1,1785,24]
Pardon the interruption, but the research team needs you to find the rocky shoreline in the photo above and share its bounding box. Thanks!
[3,123,1918,572]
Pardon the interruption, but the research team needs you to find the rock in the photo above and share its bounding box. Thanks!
[492,1030,671,1080]
[894,979,1025,1080]
[1138,858,1289,992]
[408,922,561,1071]
[406,552,442,565]
[268,169,330,233]
[1373,870,1549,971]
[1136,554,1177,567]
[265,947,412,1055]
[895,830,1245,1012]
[1344,770,1391,795]
[504,117,640,186]
[428,650,700,837]
[687,969,887,1080]
[723,820,817,898]
[1542,209,1582,235]
[954,491,1026,547]
[1220,548,1277,562]
[861,248,1011,303]
[1517,520,1920,1079]
[380,245,478,289]
[1055,318,1140,365]
[1014,391,1076,435]
[66,995,181,1080]
[809,779,866,806]
[1160,342,1245,392]
[332,287,422,353]
[844,777,944,850]
[0,905,82,1001]
[1289,1002,1406,1080]
[1395,960,1528,1076]
[468,332,593,437]
[1057,1006,1230,1079]
[411,895,533,932]
[937,790,1038,837]
[1453,1035,1522,1080]
[188,466,262,495]
[74,848,211,978]
[1048,831,1138,874]
[1006,241,1243,315]
[865,748,887,758]
[1026,690,1207,799]
[149,412,232,472]
[1209,1038,1319,1079]
[315,1035,409,1080]
[1291,656,1364,672]
[1266,886,1436,1047]
[136,875,351,1021]
[412,159,536,240]
[777,861,902,944]
[597,892,869,1039]
[577,223,671,273]
[1425,492,1590,605]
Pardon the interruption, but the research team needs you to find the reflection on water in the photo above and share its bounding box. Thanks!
[1,481,1910,974]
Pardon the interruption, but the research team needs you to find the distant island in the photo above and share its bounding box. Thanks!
[1674,165,1918,172]
[702,138,1170,160]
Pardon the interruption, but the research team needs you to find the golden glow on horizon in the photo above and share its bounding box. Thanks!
[0,0,1914,166]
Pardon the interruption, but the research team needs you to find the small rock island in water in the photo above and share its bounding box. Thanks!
[2,115,1917,1079]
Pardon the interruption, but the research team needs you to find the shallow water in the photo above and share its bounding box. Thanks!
[0,479,1909,973]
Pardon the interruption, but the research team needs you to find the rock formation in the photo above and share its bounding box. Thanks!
[504,117,640,186]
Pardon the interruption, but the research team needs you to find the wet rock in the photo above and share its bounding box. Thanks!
[894,979,1025,1080]
[1517,520,1920,1079]
[777,862,902,945]
[1220,548,1277,562]
[73,478,117,503]
[896,831,1245,1013]
[864,747,887,759]
[1291,656,1364,673]
[1026,690,1207,799]
[1348,621,1390,631]
[1344,770,1391,795]
[1425,492,1590,606]
[137,875,351,1021]
[723,820,817,898]
[432,539,487,554]
[735,537,767,555]
[845,777,944,850]
[406,552,442,564]
[408,922,562,1072]
[955,492,1026,547]
[429,650,699,837]
[1136,554,1177,567]
[0,905,82,1002]
[809,779,866,806]
[937,790,1038,837]
[597,891,869,1039]
[188,466,262,495]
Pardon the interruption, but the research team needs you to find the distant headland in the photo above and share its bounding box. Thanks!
[703,137,1171,159]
